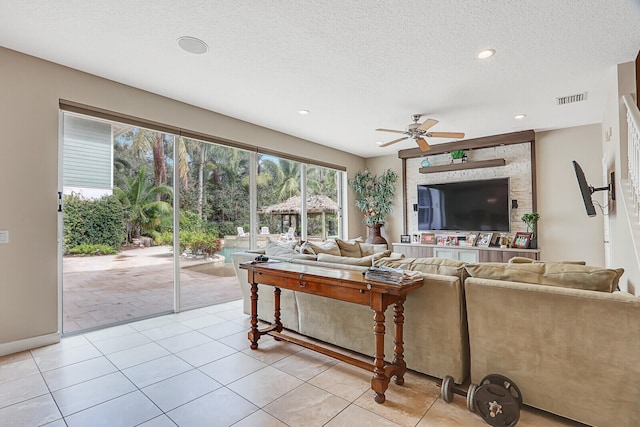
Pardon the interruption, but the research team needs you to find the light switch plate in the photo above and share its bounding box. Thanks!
[0,230,9,244]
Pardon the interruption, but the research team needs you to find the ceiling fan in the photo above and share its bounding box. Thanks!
[376,114,465,152]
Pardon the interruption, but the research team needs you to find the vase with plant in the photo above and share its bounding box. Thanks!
[450,149,466,164]
[348,168,398,245]
[521,212,540,248]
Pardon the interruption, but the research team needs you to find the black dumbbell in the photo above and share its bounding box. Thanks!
[441,374,522,427]
[441,375,478,413]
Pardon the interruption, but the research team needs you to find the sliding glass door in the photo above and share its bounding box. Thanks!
[176,137,249,311]
[61,113,175,333]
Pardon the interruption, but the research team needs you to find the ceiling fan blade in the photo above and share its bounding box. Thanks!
[428,132,465,139]
[417,119,438,132]
[375,128,406,134]
[378,136,408,147]
[416,137,431,151]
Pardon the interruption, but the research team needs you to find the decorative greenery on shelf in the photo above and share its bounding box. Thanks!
[521,212,540,238]
[348,168,398,226]
[450,149,466,160]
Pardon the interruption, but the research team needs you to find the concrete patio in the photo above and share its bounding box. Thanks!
[63,246,242,334]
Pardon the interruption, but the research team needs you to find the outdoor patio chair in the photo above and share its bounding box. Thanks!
[237,227,249,237]
[260,227,270,234]
[279,227,296,242]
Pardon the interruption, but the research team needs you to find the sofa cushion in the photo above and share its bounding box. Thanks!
[376,257,467,282]
[317,251,391,266]
[360,242,388,256]
[508,256,586,265]
[465,262,624,293]
[336,239,362,257]
[304,240,342,256]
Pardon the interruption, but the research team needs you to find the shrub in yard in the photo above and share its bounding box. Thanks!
[154,230,221,257]
[68,243,118,256]
[63,194,125,254]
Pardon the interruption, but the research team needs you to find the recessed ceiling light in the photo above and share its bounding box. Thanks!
[298,110,310,115]
[477,49,496,59]
[376,141,383,146]
[177,36,208,54]
[514,114,526,120]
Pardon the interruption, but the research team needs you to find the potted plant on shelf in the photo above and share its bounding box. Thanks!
[521,212,540,248]
[348,168,398,245]
[450,149,467,164]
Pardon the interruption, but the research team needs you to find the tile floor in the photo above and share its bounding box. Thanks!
[0,300,588,427]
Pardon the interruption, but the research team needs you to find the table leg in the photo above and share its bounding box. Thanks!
[248,281,260,349]
[393,298,407,385]
[372,309,388,403]
[273,287,283,339]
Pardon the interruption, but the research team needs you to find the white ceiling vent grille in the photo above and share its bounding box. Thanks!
[556,92,587,105]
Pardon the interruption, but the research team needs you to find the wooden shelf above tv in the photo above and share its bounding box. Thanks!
[419,158,506,174]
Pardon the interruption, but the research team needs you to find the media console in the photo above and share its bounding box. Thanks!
[392,243,540,263]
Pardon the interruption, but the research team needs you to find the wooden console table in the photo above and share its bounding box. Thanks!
[239,261,423,404]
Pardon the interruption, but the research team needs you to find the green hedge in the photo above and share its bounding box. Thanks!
[63,194,126,254]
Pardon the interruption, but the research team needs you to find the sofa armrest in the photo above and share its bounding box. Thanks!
[465,277,640,427]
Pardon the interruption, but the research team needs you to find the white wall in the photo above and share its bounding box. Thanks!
[602,61,640,295]
[536,125,605,265]
[0,46,365,351]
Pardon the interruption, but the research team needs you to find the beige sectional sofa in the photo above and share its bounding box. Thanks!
[230,241,638,426]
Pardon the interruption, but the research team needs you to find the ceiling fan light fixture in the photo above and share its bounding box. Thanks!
[477,49,495,59]
[177,36,208,54]
[514,114,526,120]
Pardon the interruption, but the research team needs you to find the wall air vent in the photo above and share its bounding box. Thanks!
[556,92,587,105]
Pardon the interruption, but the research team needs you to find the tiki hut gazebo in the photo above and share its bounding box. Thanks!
[258,195,338,239]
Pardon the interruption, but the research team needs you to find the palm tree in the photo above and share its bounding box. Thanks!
[114,166,173,242]
[278,159,301,200]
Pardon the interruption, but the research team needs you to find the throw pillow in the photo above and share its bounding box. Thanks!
[304,240,342,256]
[360,242,388,256]
[264,240,299,257]
[336,239,362,257]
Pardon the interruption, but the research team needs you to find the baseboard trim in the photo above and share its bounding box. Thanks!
[0,332,61,357]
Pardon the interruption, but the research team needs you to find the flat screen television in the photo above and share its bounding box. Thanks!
[572,160,615,217]
[417,178,510,231]
[572,160,597,217]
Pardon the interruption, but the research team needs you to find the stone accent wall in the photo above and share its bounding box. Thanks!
[405,142,533,236]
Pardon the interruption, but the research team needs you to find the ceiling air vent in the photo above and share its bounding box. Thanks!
[556,92,587,105]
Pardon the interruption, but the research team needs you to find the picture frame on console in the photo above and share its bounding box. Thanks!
[421,233,436,245]
[466,232,478,246]
[446,236,458,246]
[477,232,493,247]
[400,234,411,243]
[512,232,532,249]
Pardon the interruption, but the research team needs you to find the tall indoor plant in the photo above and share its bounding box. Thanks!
[348,168,398,245]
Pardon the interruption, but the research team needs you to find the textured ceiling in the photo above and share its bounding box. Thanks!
[1,1,639,158]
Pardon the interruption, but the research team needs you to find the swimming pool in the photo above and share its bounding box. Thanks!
[218,247,239,263]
